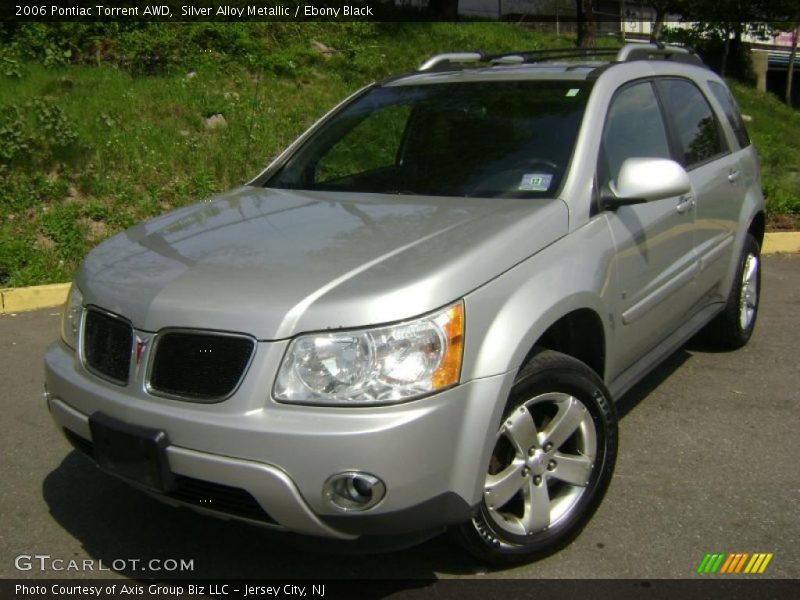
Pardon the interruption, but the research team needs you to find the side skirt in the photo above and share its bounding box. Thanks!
[608,302,725,401]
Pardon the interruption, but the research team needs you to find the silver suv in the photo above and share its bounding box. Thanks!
[45,44,764,563]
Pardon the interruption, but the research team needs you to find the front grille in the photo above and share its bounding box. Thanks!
[148,332,255,402]
[83,308,133,384]
[62,429,275,524]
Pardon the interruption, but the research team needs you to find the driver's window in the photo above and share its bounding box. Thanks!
[600,82,671,188]
[315,104,411,184]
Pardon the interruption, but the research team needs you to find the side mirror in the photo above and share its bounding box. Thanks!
[602,158,691,209]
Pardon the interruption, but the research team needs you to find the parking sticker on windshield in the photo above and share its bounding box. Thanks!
[519,173,553,192]
[566,88,580,97]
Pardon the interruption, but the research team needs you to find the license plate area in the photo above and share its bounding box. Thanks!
[89,412,175,492]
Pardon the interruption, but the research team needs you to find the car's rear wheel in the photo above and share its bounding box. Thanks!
[704,233,761,349]
[452,349,617,564]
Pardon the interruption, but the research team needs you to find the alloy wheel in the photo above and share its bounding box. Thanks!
[738,253,759,331]
[482,392,597,538]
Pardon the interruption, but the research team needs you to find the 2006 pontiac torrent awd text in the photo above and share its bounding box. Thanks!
[45,44,764,563]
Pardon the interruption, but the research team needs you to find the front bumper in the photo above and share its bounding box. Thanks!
[45,340,514,539]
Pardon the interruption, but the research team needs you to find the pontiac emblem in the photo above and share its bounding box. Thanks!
[135,335,149,365]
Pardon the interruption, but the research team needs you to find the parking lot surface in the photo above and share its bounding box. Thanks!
[1,255,798,582]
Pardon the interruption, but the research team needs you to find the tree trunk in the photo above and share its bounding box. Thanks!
[720,29,731,77]
[787,27,798,106]
[650,7,665,44]
[576,0,595,48]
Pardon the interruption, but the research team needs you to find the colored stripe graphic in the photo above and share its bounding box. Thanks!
[759,554,774,573]
[737,553,751,573]
[697,554,713,574]
[697,552,774,574]
[719,554,735,573]
[711,554,726,573]
[732,553,749,573]
[720,553,736,573]
[744,554,761,573]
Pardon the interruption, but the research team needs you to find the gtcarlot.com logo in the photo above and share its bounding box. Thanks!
[14,554,194,573]
[697,552,774,575]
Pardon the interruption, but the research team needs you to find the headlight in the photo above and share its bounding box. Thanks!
[274,301,464,405]
[60,284,84,350]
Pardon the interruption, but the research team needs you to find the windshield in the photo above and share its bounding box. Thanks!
[266,80,592,199]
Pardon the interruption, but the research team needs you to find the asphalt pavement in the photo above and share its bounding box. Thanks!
[1,254,798,584]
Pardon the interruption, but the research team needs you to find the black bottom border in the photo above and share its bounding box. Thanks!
[3,579,799,600]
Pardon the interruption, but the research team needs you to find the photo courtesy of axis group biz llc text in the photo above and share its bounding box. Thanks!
[16,582,327,596]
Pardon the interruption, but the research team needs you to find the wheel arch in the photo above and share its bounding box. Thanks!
[520,308,607,380]
[463,287,611,385]
[748,210,765,249]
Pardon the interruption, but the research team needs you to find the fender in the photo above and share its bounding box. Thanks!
[463,216,615,383]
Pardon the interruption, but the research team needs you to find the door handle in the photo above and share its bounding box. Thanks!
[676,195,695,214]
[728,170,741,183]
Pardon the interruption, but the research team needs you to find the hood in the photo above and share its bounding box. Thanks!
[77,186,568,339]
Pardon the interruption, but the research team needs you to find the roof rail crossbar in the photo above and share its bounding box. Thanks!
[488,47,619,62]
[617,43,703,65]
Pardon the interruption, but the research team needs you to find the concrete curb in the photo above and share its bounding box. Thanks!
[762,231,800,254]
[1,233,798,314]
[1,283,71,315]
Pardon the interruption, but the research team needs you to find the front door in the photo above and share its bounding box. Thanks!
[599,80,699,377]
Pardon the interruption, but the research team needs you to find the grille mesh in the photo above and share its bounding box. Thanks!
[83,309,133,384]
[169,475,277,524]
[149,332,254,401]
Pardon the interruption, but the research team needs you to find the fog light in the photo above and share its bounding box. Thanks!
[323,472,385,512]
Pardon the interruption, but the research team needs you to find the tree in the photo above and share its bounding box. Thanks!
[769,0,800,105]
[752,0,800,105]
[576,0,595,48]
[649,1,686,43]
[674,1,761,76]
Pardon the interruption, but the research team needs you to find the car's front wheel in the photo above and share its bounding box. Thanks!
[452,349,617,564]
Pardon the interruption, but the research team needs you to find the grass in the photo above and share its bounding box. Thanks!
[0,22,574,287]
[727,80,800,228]
[0,22,796,287]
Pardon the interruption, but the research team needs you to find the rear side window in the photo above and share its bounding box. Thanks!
[656,79,728,168]
[600,81,671,187]
[708,80,751,149]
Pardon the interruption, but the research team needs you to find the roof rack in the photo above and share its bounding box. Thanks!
[617,42,702,65]
[418,52,486,71]
[417,43,702,71]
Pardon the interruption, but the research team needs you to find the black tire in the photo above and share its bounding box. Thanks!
[703,234,761,349]
[451,349,617,565]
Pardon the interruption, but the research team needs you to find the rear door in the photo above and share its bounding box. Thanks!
[600,80,700,373]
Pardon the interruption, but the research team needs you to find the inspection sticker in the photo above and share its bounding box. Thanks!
[566,88,580,97]
[519,173,553,192]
